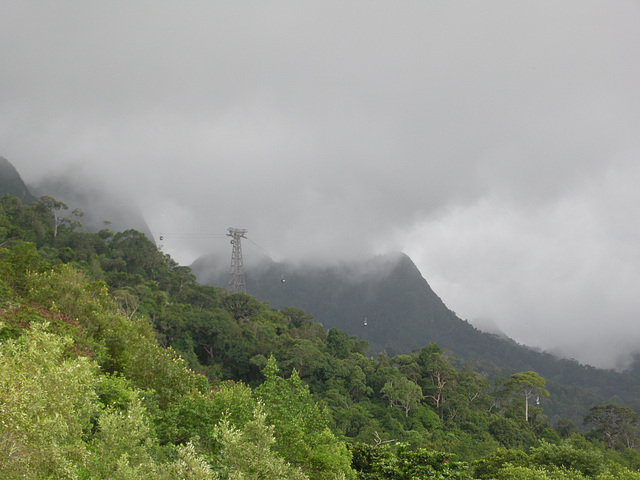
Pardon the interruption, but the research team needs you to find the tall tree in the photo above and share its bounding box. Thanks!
[38,195,68,238]
[503,371,549,422]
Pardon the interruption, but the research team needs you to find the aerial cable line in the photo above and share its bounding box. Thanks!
[245,237,275,259]
[157,233,227,239]
[245,237,297,284]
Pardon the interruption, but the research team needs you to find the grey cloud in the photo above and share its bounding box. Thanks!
[2,1,640,367]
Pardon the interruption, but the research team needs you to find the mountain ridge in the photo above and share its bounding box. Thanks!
[192,251,549,361]
[191,250,640,422]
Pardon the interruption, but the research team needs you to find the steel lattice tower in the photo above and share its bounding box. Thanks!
[227,227,247,294]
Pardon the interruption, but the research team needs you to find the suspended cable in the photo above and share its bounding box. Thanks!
[157,233,227,238]
[245,237,276,259]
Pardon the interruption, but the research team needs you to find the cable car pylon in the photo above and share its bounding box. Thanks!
[227,227,247,294]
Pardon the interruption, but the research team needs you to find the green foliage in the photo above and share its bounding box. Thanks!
[489,415,536,449]
[86,392,216,480]
[351,442,471,479]
[557,419,579,438]
[585,404,640,450]
[595,463,640,480]
[380,374,423,417]
[222,292,266,321]
[116,317,200,408]
[503,371,550,422]
[493,464,586,480]
[529,440,604,477]
[0,241,46,296]
[87,393,156,478]
[158,380,255,453]
[473,448,530,479]
[39,195,68,238]
[216,402,308,480]
[0,324,97,479]
[490,463,640,480]
[473,437,640,480]
[255,355,356,480]
[153,442,218,480]
[0,194,52,246]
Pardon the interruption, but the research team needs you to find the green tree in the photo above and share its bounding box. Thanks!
[557,419,579,438]
[380,375,423,417]
[0,324,97,479]
[351,442,470,479]
[222,293,265,321]
[87,394,156,478]
[474,448,530,479]
[38,195,68,238]
[584,404,640,450]
[117,317,202,408]
[493,464,586,479]
[107,229,164,280]
[255,355,355,480]
[0,242,46,296]
[489,415,536,449]
[529,440,604,477]
[153,442,218,480]
[415,343,458,421]
[280,307,314,329]
[158,380,255,453]
[504,371,549,422]
[87,392,216,480]
[216,403,308,480]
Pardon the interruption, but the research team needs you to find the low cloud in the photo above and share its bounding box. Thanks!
[2,2,640,367]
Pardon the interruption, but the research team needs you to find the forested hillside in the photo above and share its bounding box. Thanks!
[3,187,640,478]
[192,252,640,422]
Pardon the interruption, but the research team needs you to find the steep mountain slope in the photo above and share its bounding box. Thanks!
[192,251,640,418]
[193,252,530,360]
[30,176,154,240]
[0,156,37,204]
[0,155,153,239]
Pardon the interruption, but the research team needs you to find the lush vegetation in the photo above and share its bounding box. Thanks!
[194,246,640,428]
[2,192,640,479]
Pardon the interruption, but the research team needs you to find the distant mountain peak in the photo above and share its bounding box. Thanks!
[191,249,606,396]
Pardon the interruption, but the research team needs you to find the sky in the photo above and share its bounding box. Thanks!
[2,1,640,369]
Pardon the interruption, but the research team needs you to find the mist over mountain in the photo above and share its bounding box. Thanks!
[0,156,37,204]
[193,252,477,356]
[1,156,153,242]
[192,249,640,420]
[6,154,640,420]
[3,1,640,376]
[190,251,615,372]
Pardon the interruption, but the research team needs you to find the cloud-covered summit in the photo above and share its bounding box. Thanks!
[2,2,640,368]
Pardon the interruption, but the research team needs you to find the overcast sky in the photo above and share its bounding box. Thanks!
[2,1,640,369]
